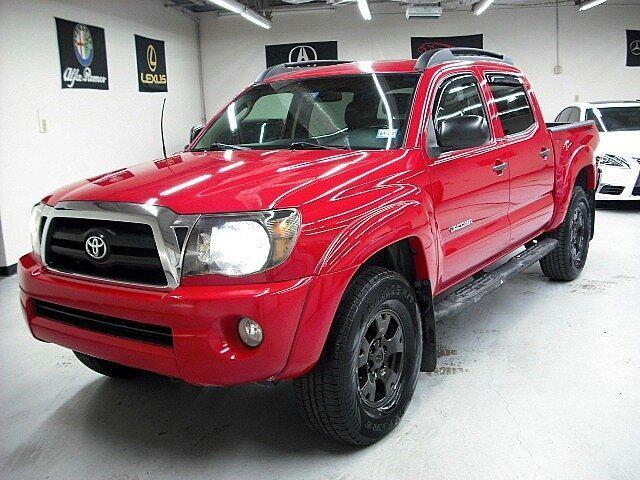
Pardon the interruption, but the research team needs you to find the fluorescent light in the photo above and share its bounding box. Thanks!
[357,0,372,21]
[578,0,607,11]
[208,0,242,14]
[240,9,272,29]
[206,0,272,29]
[472,0,494,15]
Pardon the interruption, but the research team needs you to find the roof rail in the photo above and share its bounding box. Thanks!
[415,48,514,72]
[255,60,354,83]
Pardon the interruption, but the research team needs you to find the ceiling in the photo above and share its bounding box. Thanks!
[165,0,640,19]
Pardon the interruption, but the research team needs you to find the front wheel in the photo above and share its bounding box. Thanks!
[293,266,422,446]
[540,186,591,281]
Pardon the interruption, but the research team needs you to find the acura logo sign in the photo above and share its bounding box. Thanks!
[289,45,318,63]
[85,234,109,261]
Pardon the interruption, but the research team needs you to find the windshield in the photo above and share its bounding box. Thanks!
[192,74,419,151]
[589,106,640,132]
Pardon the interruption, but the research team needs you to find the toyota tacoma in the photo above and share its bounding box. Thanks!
[20,48,599,446]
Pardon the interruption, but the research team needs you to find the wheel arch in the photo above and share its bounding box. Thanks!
[278,234,438,380]
[548,145,598,232]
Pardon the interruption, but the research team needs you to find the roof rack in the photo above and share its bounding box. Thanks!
[255,60,354,83]
[415,48,514,72]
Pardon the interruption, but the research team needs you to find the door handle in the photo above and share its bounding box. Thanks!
[492,162,508,174]
[540,147,552,159]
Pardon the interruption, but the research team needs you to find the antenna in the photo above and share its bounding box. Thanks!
[160,98,167,158]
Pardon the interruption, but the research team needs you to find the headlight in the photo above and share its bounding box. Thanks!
[596,154,630,169]
[29,202,46,254]
[182,209,301,277]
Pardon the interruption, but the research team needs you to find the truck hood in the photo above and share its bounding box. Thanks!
[595,131,640,156]
[46,149,398,214]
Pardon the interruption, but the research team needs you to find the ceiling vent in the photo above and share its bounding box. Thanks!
[405,5,443,18]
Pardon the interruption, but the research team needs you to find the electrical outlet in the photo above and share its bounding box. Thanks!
[37,110,48,133]
[574,95,580,102]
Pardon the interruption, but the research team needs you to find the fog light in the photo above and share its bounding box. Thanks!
[238,317,263,347]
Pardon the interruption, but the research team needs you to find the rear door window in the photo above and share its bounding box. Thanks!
[488,79,535,136]
[556,108,571,123]
[567,107,581,123]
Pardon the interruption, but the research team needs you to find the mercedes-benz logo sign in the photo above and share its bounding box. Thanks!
[85,235,109,262]
[289,45,318,63]
[630,40,640,56]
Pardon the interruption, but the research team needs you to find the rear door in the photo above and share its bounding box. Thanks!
[484,72,554,245]
[425,72,511,288]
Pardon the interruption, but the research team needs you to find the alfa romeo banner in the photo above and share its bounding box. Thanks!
[55,17,109,90]
[265,41,338,68]
[135,35,168,92]
[411,34,484,58]
[626,30,640,67]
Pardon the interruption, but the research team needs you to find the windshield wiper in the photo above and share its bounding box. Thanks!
[289,141,350,151]
[192,142,250,152]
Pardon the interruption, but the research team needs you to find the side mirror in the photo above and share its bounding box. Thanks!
[189,124,204,143]
[437,115,490,151]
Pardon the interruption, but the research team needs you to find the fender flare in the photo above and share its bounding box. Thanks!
[277,200,438,379]
[548,143,597,231]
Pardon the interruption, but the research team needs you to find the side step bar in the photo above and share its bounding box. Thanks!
[433,238,558,320]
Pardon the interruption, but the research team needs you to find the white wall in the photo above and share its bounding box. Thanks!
[200,4,640,119]
[0,0,204,266]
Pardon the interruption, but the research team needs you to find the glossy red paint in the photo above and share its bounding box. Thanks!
[19,58,598,386]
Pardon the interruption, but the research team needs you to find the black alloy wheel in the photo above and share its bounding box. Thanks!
[356,309,405,411]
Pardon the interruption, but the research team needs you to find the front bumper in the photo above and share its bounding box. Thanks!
[19,253,313,386]
[596,165,640,200]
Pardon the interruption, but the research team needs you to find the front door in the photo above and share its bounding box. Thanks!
[426,73,511,289]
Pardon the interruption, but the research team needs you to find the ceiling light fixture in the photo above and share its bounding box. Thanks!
[206,0,272,29]
[578,0,608,11]
[472,0,494,15]
[357,0,372,21]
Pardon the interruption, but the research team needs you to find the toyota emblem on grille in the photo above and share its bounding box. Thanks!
[85,234,109,261]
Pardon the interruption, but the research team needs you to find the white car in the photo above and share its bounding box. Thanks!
[556,101,640,201]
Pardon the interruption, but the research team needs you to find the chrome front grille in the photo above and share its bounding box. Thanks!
[38,201,199,289]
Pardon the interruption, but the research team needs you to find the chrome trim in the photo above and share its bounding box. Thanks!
[448,218,474,233]
[39,201,200,290]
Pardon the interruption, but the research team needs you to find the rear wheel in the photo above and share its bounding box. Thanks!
[74,351,142,379]
[540,186,591,281]
[293,266,422,446]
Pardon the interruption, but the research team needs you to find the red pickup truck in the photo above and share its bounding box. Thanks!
[19,48,598,446]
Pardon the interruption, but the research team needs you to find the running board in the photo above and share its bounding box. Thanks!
[434,238,558,320]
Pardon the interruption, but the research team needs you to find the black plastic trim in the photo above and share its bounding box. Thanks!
[415,48,514,72]
[0,263,17,276]
[33,300,173,347]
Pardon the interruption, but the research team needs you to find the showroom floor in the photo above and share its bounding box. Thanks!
[1,205,639,480]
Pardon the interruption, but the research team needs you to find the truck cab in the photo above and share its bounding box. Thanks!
[19,48,598,446]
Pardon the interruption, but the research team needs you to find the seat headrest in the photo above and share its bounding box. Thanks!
[345,99,379,130]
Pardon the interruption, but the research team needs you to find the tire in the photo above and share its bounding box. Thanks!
[74,351,142,379]
[293,266,423,446]
[540,186,591,281]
